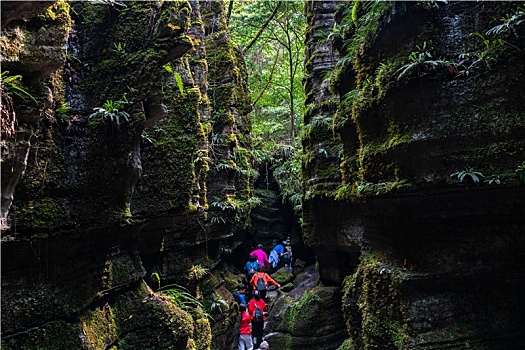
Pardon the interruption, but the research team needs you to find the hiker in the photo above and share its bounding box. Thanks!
[269,241,285,269]
[248,290,268,349]
[250,266,280,302]
[259,340,269,350]
[232,283,247,305]
[244,255,260,300]
[244,255,261,282]
[249,244,269,268]
[282,238,292,273]
[238,303,254,350]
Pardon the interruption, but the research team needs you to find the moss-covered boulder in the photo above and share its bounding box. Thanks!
[264,265,348,350]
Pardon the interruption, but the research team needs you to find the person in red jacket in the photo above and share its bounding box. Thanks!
[238,303,253,350]
[248,290,268,349]
[249,266,280,302]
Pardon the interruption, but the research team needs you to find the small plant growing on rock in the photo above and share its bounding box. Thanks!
[486,6,525,38]
[56,102,70,122]
[396,41,448,80]
[157,283,204,311]
[1,71,37,103]
[188,264,210,281]
[151,273,211,319]
[208,293,228,314]
[151,272,161,289]
[451,168,484,187]
[484,178,501,185]
[1,71,38,138]
[163,63,184,94]
[111,42,127,55]
[89,96,130,125]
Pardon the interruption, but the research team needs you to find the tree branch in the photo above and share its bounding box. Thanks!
[226,0,234,26]
[243,1,282,53]
[252,48,281,106]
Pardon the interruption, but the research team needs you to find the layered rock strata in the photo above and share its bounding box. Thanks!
[303,1,525,349]
[1,0,252,348]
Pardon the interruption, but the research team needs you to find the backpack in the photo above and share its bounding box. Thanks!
[256,273,267,291]
[232,292,242,304]
[253,305,263,323]
[247,263,257,275]
[246,262,258,281]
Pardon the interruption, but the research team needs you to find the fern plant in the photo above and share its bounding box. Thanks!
[56,102,70,122]
[486,6,525,38]
[1,71,37,103]
[210,214,227,225]
[163,63,184,94]
[89,97,130,125]
[208,292,228,314]
[451,168,484,186]
[396,42,448,80]
[187,264,209,281]
[1,71,38,138]
[158,283,204,310]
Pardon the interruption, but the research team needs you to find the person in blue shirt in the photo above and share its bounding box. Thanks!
[244,255,261,281]
[270,241,286,269]
[244,256,260,300]
[233,283,247,305]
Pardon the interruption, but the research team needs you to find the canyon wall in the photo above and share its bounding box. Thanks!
[303,1,525,349]
[1,1,253,348]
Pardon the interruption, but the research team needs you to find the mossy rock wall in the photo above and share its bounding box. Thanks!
[1,224,211,349]
[1,0,253,348]
[304,1,525,349]
[334,1,525,187]
[302,0,343,207]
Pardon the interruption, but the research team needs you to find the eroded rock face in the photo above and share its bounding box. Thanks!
[304,1,525,349]
[1,0,252,348]
[0,1,71,232]
[1,1,56,29]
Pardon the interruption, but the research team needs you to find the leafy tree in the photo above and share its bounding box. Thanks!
[229,0,306,215]
[230,0,306,140]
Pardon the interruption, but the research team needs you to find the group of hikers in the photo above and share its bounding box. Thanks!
[232,240,293,350]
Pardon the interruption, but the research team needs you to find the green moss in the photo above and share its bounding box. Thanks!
[282,290,326,333]
[132,87,206,213]
[192,308,212,350]
[76,1,192,102]
[317,165,339,179]
[271,269,294,286]
[1,320,82,350]
[38,0,72,29]
[80,305,118,349]
[103,255,137,289]
[341,252,408,349]
[156,0,192,34]
[303,115,334,142]
[336,338,355,350]
[16,197,66,231]
[110,281,201,349]
[413,324,488,350]
[74,1,107,25]
[435,109,525,138]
